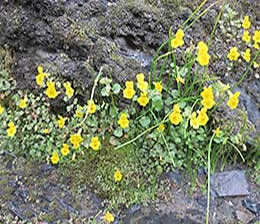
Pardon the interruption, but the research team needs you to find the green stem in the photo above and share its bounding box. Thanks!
[206,132,215,224]
[76,67,103,129]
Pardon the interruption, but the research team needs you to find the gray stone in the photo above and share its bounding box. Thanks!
[211,170,250,197]
[235,210,254,224]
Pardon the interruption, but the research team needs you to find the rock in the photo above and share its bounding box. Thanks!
[242,199,260,215]
[235,210,254,224]
[211,170,250,197]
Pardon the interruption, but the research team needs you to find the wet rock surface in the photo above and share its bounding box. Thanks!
[211,170,250,197]
[1,153,259,224]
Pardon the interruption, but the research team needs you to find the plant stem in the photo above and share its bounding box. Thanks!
[206,132,215,224]
[77,67,103,129]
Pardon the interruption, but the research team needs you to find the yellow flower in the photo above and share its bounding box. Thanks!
[63,81,74,98]
[227,91,240,109]
[137,80,148,92]
[57,115,66,128]
[0,104,4,115]
[242,16,251,29]
[36,65,48,87]
[253,62,259,68]
[70,133,83,149]
[7,122,16,137]
[201,97,215,110]
[123,81,136,99]
[90,136,101,151]
[176,75,185,84]
[104,211,114,223]
[43,128,49,134]
[125,80,134,89]
[242,48,251,62]
[45,81,59,99]
[136,73,145,83]
[137,92,149,107]
[201,86,214,99]
[215,127,221,137]
[19,98,27,109]
[153,81,163,92]
[197,108,209,126]
[242,30,251,44]
[61,144,70,156]
[157,123,165,132]
[253,30,260,43]
[75,106,84,118]
[87,100,96,114]
[227,47,240,61]
[118,113,129,129]
[114,170,123,182]
[169,104,182,125]
[176,29,184,39]
[253,42,259,49]
[197,52,210,66]
[171,29,184,48]
[197,41,208,54]
[51,152,59,164]
[201,86,215,109]
[190,112,199,129]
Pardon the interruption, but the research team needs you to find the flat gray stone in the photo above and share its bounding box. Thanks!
[211,170,249,197]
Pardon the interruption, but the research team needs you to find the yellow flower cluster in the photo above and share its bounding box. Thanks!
[0,105,4,115]
[227,47,240,61]
[137,92,149,107]
[242,16,251,29]
[19,97,27,109]
[227,91,240,109]
[63,81,74,99]
[75,106,84,118]
[36,65,48,87]
[61,144,70,156]
[200,86,215,110]
[51,151,59,164]
[90,136,101,151]
[114,169,123,182]
[118,113,129,129]
[157,123,165,132]
[57,115,66,128]
[123,81,136,99]
[242,49,251,62]
[70,133,83,149]
[197,41,210,66]
[136,73,148,92]
[169,104,182,125]
[45,80,59,99]
[104,211,114,223]
[171,29,185,48]
[153,81,163,92]
[87,100,97,114]
[176,75,185,84]
[190,108,209,129]
[7,121,16,137]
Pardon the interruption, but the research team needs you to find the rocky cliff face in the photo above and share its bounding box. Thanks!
[0,0,259,131]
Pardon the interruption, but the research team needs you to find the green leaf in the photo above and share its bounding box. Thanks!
[112,83,121,94]
[113,127,123,137]
[152,95,163,112]
[101,86,111,97]
[165,96,173,106]
[139,116,151,128]
[109,106,118,118]
[171,90,179,98]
